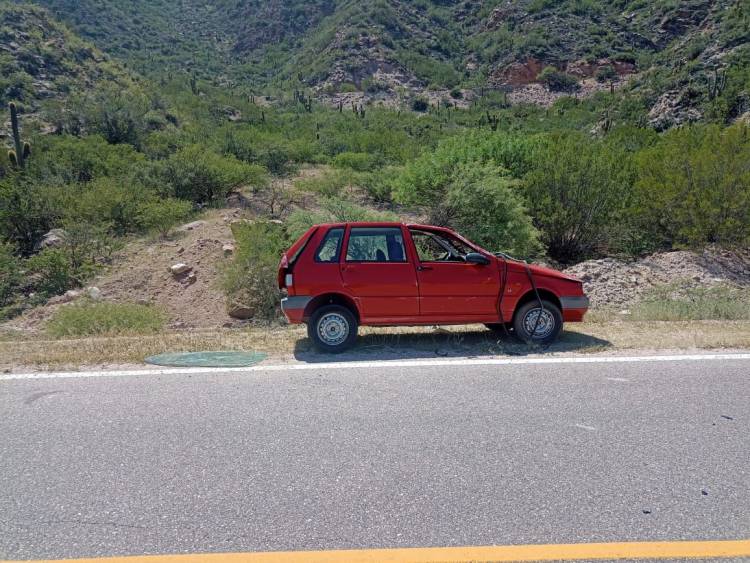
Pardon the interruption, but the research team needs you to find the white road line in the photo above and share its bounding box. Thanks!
[2,353,750,381]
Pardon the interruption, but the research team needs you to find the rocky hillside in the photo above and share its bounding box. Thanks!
[14,0,750,124]
[0,2,147,146]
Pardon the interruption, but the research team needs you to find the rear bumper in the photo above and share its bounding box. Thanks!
[281,296,312,324]
[560,295,590,322]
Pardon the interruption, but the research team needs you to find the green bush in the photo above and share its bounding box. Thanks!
[139,198,193,237]
[411,97,429,112]
[595,65,617,83]
[285,197,399,241]
[30,135,145,184]
[538,66,580,93]
[150,145,267,203]
[26,248,75,297]
[440,165,542,257]
[0,175,58,255]
[63,180,152,236]
[223,221,288,320]
[630,123,750,250]
[293,169,355,198]
[47,301,167,337]
[0,242,22,308]
[332,151,378,172]
[523,132,635,262]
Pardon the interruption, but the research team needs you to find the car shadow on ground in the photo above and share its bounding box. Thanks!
[292,327,612,363]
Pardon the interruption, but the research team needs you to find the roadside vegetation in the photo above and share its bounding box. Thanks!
[1,1,749,329]
[46,301,167,337]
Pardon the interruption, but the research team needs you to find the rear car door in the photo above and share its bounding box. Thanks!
[409,229,500,319]
[340,226,419,320]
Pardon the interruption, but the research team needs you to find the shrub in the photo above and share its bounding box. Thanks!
[293,169,355,198]
[223,221,288,320]
[74,84,152,146]
[139,198,193,237]
[523,132,635,263]
[440,166,542,257]
[63,180,152,236]
[0,242,22,308]
[151,145,267,204]
[411,97,429,112]
[285,197,399,241]
[0,175,58,255]
[450,87,463,99]
[332,151,378,172]
[31,135,145,184]
[47,301,167,337]
[26,248,75,297]
[538,66,580,93]
[595,65,618,83]
[630,123,750,250]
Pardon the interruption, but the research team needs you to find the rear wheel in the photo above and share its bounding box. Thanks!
[512,300,562,345]
[307,304,358,353]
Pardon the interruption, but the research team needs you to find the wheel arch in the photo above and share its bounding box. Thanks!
[512,289,562,321]
[303,293,360,322]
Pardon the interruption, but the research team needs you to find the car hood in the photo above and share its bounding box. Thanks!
[522,262,582,283]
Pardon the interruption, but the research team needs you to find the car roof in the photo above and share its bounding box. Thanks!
[313,222,454,231]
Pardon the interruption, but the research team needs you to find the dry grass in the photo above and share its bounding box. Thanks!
[2,320,750,372]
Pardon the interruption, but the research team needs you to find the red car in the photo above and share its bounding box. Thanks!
[278,222,589,353]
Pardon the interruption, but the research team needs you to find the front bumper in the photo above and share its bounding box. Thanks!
[281,296,312,323]
[560,295,590,322]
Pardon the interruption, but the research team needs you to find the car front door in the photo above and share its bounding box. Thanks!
[340,226,419,321]
[409,229,500,319]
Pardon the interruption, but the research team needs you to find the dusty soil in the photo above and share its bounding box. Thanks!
[4,209,245,332]
[564,247,750,308]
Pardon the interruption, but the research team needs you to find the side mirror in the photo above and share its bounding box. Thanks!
[465,252,490,265]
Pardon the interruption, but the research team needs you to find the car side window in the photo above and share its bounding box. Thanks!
[315,228,344,262]
[410,230,467,262]
[345,228,407,262]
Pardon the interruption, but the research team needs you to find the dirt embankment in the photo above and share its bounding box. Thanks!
[564,247,750,308]
[4,209,243,333]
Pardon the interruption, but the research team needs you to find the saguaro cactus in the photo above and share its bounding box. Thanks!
[7,102,31,169]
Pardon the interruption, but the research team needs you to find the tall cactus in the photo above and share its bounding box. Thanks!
[7,102,31,169]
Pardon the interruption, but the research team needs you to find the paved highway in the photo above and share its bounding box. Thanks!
[1,355,749,562]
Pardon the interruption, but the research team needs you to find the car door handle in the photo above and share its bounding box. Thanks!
[418,265,432,271]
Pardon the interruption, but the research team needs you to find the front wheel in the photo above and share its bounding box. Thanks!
[307,304,358,353]
[513,300,563,345]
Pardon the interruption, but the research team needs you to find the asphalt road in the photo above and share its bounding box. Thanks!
[1,356,749,561]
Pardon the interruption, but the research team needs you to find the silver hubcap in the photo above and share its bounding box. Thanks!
[523,308,555,339]
[318,313,349,346]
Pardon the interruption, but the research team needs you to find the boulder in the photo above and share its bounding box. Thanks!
[86,286,102,300]
[38,228,67,249]
[177,220,206,232]
[228,303,254,320]
[48,289,80,305]
[170,263,192,276]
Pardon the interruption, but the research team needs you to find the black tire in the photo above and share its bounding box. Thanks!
[307,304,358,353]
[512,299,563,345]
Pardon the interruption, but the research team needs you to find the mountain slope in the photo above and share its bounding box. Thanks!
[10,0,750,126]
[0,3,138,110]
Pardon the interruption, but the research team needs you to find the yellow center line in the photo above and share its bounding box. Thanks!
[5,539,750,563]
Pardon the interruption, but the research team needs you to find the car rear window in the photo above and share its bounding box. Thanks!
[345,228,407,262]
[315,228,344,262]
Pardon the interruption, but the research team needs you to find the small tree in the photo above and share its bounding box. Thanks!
[139,198,193,238]
[538,66,580,93]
